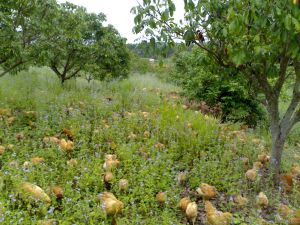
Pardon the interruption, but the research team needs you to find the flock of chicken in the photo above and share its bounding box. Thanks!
[1,107,300,225]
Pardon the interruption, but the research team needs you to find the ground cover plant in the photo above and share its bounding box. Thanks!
[0,69,299,224]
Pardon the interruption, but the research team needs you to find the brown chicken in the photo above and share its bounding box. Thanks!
[291,164,300,178]
[205,201,232,225]
[196,183,217,200]
[233,195,248,207]
[245,168,257,181]
[289,209,300,225]
[179,197,192,212]
[256,192,269,208]
[278,204,294,219]
[281,174,294,193]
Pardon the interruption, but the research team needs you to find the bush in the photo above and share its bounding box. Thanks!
[172,48,266,127]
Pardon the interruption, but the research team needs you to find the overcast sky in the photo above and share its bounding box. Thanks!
[57,0,184,43]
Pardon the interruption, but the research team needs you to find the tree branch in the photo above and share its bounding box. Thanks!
[289,60,300,125]
[65,67,82,80]
[50,63,62,77]
[274,46,290,95]
[0,60,24,77]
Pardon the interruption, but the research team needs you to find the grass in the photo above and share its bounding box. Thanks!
[0,68,299,224]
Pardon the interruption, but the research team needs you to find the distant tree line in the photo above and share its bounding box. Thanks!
[127,41,176,59]
[0,0,130,84]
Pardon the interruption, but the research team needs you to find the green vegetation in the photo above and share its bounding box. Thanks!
[132,0,300,182]
[172,47,267,127]
[1,0,300,224]
[0,69,299,224]
[0,0,129,82]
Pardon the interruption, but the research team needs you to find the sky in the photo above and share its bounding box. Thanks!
[57,0,184,43]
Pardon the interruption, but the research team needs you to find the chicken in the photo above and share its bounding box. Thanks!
[233,195,248,207]
[177,172,187,185]
[281,174,294,193]
[179,197,192,212]
[19,182,51,204]
[31,157,45,165]
[59,139,74,152]
[257,153,270,164]
[118,179,129,191]
[291,164,300,178]
[0,146,5,155]
[253,161,264,169]
[186,202,198,225]
[104,172,114,183]
[156,192,166,205]
[256,192,269,208]
[51,186,64,199]
[103,154,120,171]
[278,204,294,219]
[63,128,74,140]
[97,192,124,216]
[196,183,217,200]
[205,201,232,225]
[289,210,300,225]
[245,168,257,181]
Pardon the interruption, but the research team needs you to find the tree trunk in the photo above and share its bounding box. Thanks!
[270,133,285,184]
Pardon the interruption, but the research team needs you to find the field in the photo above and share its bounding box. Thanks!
[0,68,299,225]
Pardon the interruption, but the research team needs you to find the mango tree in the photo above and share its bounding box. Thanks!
[132,0,300,181]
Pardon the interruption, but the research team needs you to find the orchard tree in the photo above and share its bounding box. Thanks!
[0,0,57,77]
[43,3,129,84]
[132,0,300,181]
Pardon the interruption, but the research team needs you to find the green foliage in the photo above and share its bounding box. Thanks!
[172,48,267,126]
[0,1,130,83]
[0,0,57,76]
[41,2,130,84]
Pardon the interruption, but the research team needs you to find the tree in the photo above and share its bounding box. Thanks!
[42,3,130,84]
[132,0,300,182]
[0,0,57,77]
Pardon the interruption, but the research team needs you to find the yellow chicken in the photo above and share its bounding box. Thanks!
[103,154,120,171]
[233,195,248,207]
[205,201,232,225]
[59,139,74,152]
[156,192,166,205]
[245,168,257,181]
[256,192,269,208]
[196,183,217,200]
[97,192,124,216]
[179,197,192,212]
[19,182,51,204]
[186,202,198,225]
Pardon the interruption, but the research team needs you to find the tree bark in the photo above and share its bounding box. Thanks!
[270,128,286,183]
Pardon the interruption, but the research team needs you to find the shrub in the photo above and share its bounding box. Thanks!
[172,48,266,127]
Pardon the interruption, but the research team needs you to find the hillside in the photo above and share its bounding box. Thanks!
[0,68,299,224]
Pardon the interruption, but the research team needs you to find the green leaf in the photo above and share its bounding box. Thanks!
[161,11,169,21]
[231,50,246,66]
[149,19,156,28]
[284,14,292,30]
